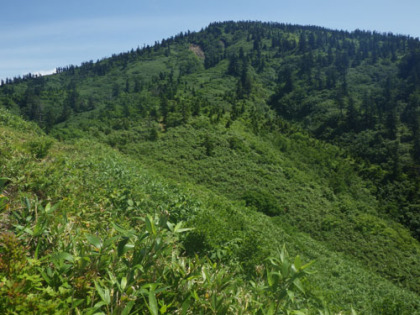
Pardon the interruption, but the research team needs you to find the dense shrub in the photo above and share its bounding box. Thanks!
[242,190,282,216]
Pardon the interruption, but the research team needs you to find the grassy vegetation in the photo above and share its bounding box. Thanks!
[0,109,323,314]
[2,102,419,314]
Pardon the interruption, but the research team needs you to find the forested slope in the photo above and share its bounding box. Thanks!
[1,21,420,314]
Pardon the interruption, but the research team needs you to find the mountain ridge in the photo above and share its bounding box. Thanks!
[1,20,420,314]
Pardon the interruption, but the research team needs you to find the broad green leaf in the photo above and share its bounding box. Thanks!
[33,223,45,237]
[44,203,51,214]
[117,238,130,257]
[280,245,286,262]
[24,197,31,211]
[293,278,305,294]
[34,241,41,259]
[107,270,117,285]
[148,290,158,315]
[112,222,135,237]
[281,261,290,278]
[24,227,34,236]
[166,221,174,232]
[104,236,120,248]
[93,301,107,309]
[95,282,110,305]
[52,252,74,263]
[103,289,111,305]
[294,255,302,270]
[173,222,194,233]
[181,297,192,315]
[121,301,135,315]
[86,234,102,249]
[121,277,127,291]
[44,202,59,214]
[71,298,84,308]
[301,260,315,271]
[40,270,51,284]
[201,267,208,282]
[266,303,275,315]
[160,304,168,314]
[145,215,157,236]
[94,281,105,301]
[267,270,274,287]
[287,289,295,301]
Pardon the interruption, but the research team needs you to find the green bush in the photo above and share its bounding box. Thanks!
[0,177,10,212]
[242,190,282,216]
[28,138,53,159]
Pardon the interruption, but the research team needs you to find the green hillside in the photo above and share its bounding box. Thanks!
[1,21,420,314]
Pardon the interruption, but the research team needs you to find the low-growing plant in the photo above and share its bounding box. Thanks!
[0,177,10,213]
[28,138,53,159]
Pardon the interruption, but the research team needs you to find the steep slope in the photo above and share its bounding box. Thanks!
[1,21,420,313]
[123,117,420,293]
[0,109,320,313]
[1,107,419,314]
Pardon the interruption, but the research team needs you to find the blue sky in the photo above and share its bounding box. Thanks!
[1,0,420,80]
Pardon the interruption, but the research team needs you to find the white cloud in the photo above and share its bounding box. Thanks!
[36,68,57,76]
